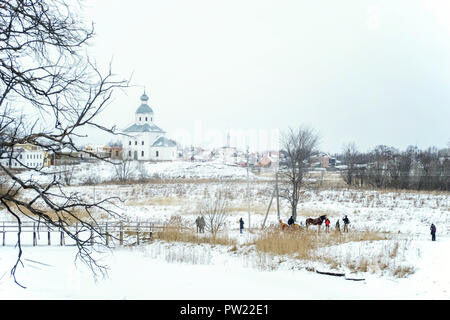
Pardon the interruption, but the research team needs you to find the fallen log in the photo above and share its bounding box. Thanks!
[345,277,365,281]
[315,270,345,277]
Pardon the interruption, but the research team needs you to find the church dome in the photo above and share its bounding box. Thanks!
[141,92,149,102]
[136,91,153,114]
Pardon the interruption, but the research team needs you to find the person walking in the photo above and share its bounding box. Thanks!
[335,220,341,232]
[325,218,330,232]
[343,215,350,233]
[199,216,205,233]
[195,216,201,233]
[239,218,244,234]
[430,223,437,241]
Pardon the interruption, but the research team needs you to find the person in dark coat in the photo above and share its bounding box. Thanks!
[343,215,350,233]
[239,218,244,234]
[430,223,436,241]
[288,216,295,226]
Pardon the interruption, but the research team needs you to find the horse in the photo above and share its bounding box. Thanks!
[280,219,302,231]
[279,219,289,231]
[305,215,327,231]
[290,223,302,231]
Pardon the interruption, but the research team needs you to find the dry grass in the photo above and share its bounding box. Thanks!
[254,228,315,259]
[125,196,185,207]
[392,265,415,278]
[312,238,415,278]
[152,216,236,246]
[253,227,391,271]
[1,200,109,225]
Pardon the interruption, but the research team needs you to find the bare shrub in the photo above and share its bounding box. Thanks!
[154,215,235,246]
[198,188,231,236]
[114,159,135,182]
[392,266,415,278]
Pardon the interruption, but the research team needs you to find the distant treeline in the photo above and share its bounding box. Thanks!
[335,144,450,191]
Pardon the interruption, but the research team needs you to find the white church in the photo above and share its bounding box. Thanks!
[121,91,177,161]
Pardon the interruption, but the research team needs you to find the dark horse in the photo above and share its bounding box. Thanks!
[305,215,327,230]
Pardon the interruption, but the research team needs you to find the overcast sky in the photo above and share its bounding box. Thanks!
[81,0,450,153]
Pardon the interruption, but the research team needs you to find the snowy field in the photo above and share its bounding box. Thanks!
[1,236,449,300]
[1,160,449,299]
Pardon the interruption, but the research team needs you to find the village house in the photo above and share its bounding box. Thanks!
[309,153,336,168]
[0,143,46,169]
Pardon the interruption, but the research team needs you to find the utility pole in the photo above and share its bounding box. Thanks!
[246,147,250,229]
[276,169,280,221]
[262,169,281,229]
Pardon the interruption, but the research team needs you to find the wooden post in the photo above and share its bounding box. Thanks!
[60,227,65,246]
[262,187,276,229]
[105,222,109,246]
[90,229,94,246]
[48,225,51,246]
[149,223,153,239]
[136,222,140,246]
[2,222,5,246]
[119,222,123,246]
[33,223,37,246]
[275,170,280,221]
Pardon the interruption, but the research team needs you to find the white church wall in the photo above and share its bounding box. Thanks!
[150,146,177,161]
[135,113,154,125]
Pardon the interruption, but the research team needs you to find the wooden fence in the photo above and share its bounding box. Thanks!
[0,221,165,247]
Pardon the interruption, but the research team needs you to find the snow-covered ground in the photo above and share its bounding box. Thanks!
[1,235,449,299]
[1,160,449,299]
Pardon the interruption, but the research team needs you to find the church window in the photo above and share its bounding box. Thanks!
[135,141,137,145]
[141,151,144,157]
[145,117,148,121]
[156,151,159,157]
[142,141,144,145]
[129,141,131,146]
[128,151,131,157]
[139,117,141,121]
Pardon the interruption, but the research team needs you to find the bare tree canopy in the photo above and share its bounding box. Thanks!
[336,144,450,191]
[0,0,128,287]
[198,188,231,237]
[340,142,360,186]
[279,126,319,221]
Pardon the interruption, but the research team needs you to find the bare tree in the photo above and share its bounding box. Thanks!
[113,158,135,182]
[0,0,127,286]
[199,188,230,237]
[61,160,76,186]
[279,126,319,221]
[340,142,359,186]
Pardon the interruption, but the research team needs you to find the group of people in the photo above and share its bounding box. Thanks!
[234,216,438,241]
[287,215,351,233]
[194,216,206,233]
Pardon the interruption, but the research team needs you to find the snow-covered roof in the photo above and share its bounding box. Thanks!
[123,123,165,133]
[136,104,154,114]
[152,136,177,147]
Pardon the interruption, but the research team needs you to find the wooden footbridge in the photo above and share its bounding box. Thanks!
[0,221,165,247]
